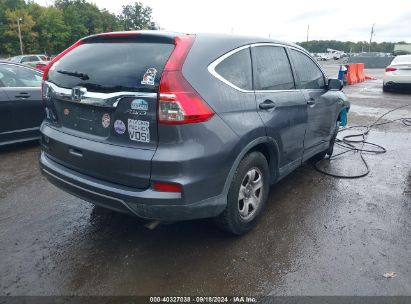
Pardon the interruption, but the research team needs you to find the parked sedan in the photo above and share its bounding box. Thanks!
[9,54,49,68]
[383,55,411,92]
[0,62,44,145]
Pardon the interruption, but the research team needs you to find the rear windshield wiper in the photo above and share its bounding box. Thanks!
[82,83,137,93]
[57,69,89,80]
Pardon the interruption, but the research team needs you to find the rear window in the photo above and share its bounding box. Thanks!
[48,42,174,92]
[393,56,411,64]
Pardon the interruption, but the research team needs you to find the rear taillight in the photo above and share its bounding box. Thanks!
[159,71,214,124]
[158,35,214,124]
[385,67,397,72]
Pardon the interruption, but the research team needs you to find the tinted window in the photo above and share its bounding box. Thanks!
[20,56,38,63]
[0,64,42,87]
[393,55,411,64]
[20,56,31,63]
[215,48,252,91]
[253,46,294,90]
[290,50,325,89]
[48,42,174,92]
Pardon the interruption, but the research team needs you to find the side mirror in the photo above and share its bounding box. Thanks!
[328,78,343,91]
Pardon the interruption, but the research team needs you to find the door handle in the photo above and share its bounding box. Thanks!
[259,100,276,110]
[307,97,315,106]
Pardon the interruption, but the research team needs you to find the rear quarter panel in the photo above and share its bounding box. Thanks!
[182,36,267,152]
[161,35,269,203]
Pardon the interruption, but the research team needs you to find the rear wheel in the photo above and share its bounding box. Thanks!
[215,152,270,235]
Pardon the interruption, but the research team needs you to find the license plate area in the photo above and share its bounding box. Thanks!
[60,103,111,137]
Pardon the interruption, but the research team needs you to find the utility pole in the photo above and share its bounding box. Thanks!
[306,24,309,51]
[369,23,375,53]
[16,17,23,55]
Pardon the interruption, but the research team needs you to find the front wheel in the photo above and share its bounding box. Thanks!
[312,121,339,161]
[214,152,270,235]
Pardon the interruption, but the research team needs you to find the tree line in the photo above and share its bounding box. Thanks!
[297,40,407,54]
[0,0,156,57]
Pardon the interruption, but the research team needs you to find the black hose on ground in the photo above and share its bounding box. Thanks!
[314,104,411,178]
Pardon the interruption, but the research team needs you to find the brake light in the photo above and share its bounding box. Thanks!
[163,35,194,71]
[158,35,214,124]
[385,67,397,72]
[159,71,214,124]
[153,182,182,193]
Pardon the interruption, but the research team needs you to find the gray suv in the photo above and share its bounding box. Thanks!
[39,31,349,235]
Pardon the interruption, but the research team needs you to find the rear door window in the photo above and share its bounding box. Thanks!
[48,42,174,92]
[290,49,325,89]
[214,47,253,91]
[252,46,295,91]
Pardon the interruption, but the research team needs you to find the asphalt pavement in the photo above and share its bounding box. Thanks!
[0,62,410,296]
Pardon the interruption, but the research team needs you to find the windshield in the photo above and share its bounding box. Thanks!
[10,56,22,62]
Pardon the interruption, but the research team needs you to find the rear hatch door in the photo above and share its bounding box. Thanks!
[43,34,175,188]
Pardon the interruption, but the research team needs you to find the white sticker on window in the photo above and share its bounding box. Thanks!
[128,119,150,143]
[141,68,157,86]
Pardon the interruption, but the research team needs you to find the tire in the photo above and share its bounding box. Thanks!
[383,84,390,92]
[214,151,270,235]
[312,121,339,161]
[326,121,339,157]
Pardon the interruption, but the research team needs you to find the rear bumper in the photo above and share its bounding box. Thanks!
[39,152,226,220]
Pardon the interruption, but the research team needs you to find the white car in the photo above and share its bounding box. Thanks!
[383,55,411,92]
[315,53,330,61]
[9,54,49,68]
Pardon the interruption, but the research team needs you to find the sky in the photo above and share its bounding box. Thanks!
[35,0,411,42]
